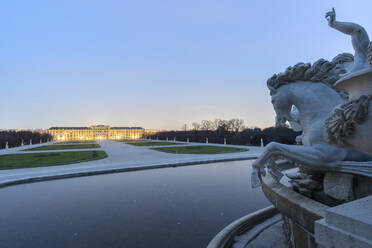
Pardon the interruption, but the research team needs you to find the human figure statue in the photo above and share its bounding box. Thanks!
[326,8,370,72]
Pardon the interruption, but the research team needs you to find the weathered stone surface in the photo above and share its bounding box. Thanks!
[245,221,288,248]
[261,172,327,233]
[355,175,372,199]
[326,196,372,240]
[323,173,354,201]
[315,195,372,248]
[316,218,372,248]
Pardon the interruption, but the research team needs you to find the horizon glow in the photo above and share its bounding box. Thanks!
[1,0,372,130]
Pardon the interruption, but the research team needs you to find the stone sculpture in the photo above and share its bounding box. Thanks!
[252,9,372,205]
[368,41,372,66]
[326,8,370,72]
[251,53,372,188]
[325,11,372,156]
[248,9,372,248]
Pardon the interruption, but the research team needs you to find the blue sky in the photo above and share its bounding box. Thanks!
[1,0,371,130]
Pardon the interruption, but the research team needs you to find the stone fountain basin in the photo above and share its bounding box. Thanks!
[334,68,372,100]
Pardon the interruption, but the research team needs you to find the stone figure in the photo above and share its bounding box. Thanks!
[325,43,372,155]
[368,41,372,66]
[326,8,370,72]
[251,54,372,188]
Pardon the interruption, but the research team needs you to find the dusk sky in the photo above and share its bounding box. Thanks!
[2,0,372,130]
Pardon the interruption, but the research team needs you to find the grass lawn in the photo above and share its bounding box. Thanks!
[126,141,184,146]
[151,145,248,154]
[24,144,101,151]
[0,151,108,170]
[55,140,97,144]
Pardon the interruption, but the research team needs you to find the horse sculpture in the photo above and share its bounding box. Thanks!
[252,54,372,187]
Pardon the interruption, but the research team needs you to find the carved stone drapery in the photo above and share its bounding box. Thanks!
[325,95,372,146]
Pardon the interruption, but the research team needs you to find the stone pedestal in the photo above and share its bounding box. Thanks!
[261,171,372,248]
[315,195,372,248]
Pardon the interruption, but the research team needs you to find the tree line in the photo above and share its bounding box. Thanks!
[147,118,300,146]
[0,131,52,149]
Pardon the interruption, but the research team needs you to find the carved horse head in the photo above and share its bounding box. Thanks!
[267,53,354,129]
[271,88,293,127]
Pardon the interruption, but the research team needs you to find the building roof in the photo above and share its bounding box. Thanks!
[110,127,144,130]
[49,127,89,130]
[48,126,144,130]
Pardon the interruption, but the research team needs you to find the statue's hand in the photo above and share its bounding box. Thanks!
[325,8,336,24]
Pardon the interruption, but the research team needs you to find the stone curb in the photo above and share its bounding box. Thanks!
[207,205,279,248]
[0,157,257,189]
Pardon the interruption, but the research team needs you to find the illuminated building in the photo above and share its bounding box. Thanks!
[48,125,144,141]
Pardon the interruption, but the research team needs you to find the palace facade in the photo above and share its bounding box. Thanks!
[48,125,144,141]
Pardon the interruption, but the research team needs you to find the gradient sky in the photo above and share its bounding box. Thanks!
[1,0,372,130]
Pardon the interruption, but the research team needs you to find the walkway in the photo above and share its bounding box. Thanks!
[0,140,263,187]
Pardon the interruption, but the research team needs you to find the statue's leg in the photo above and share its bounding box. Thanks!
[252,142,345,169]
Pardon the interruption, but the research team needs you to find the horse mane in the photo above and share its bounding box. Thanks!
[267,53,354,94]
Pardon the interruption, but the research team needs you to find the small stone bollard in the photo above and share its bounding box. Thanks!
[187,138,189,143]
[40,139,42,144]
[206,138,208,144]
[5,141,9,149]
[21,139,24,146]
[30,139,32,145]
[260,138,264,147]
[224,138,226,145]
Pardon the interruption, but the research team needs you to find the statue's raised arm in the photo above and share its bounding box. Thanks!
[325,8,370,72]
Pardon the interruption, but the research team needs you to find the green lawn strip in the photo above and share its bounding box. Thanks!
[151,145,248,154]
[24,144,101,151]
[127,141,185,146]
[55,140,97,144]
[0,151,108,170]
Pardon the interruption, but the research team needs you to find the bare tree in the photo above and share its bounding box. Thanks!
[181,124,188,131]
[192,122,201,131]
[217,119,229,132]
[201,120,213,131]
[229,118,245,132]
[213,119,221,130]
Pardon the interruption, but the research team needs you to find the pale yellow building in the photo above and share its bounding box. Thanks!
[48,125,144,141]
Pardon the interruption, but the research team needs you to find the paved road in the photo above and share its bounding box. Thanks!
[0,140,263,187]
